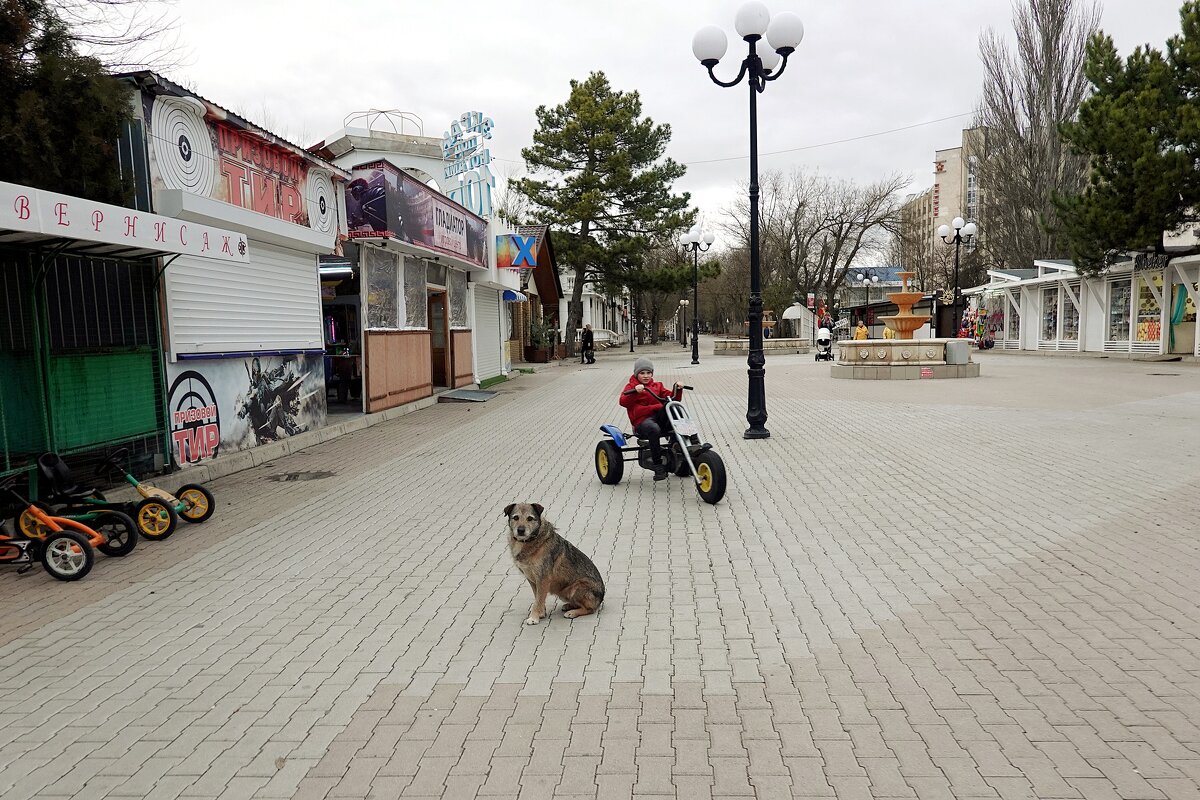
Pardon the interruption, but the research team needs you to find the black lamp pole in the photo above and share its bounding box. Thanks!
[681,232,712,365]
[695,8,803,439]
[938,217,977,336]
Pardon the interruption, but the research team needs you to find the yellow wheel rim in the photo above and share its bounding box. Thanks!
[597,448,609,477]
[19,510,51,539]
[697,463,713,493]
[179,489,208,519]
[138,503,170,535]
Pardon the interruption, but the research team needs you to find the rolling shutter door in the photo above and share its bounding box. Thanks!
[474,287,503,382]
[165,241,322,356]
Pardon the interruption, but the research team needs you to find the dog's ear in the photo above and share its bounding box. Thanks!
[532,503,544,517]
[503,503,516,518]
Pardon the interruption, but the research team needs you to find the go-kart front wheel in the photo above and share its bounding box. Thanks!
[693,451,727,505]
[595,441,624,485]
[40,530,94,581]
[176,484,215,523]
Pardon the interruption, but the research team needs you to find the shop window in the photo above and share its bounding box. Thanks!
[1041,286,1058,340]
[364,248,399,329]
[403,255,427,328]
[1107,280,1131,341]
[427,260,447,287]
[1135,275,1161,342]
[1006,296,1020,340]
[1061,284,1080,341]
[449,269,468,328]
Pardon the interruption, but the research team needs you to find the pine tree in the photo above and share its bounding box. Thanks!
[514,72,693,352]
[0,0,131,203]
[1055,1,1200,274]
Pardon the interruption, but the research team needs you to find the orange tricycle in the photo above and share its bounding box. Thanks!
[1,479,114,581]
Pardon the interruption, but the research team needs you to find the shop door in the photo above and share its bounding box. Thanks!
[429,291,449,387]
[1170,282,1197,354]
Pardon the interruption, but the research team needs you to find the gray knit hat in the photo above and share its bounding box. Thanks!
[632,357,655,374]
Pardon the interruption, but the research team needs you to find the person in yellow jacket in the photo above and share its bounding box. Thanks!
[882,326,896,340]
[853,321,869,340]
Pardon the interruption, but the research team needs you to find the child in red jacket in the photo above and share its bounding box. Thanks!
[619,357,682,481]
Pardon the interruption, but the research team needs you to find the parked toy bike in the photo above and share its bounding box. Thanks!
[2,478,136,580]
[595,385,727,504]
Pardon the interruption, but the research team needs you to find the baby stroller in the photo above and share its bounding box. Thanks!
[814,327,834,361]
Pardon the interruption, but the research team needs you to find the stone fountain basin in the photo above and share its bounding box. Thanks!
[836,338,960,365]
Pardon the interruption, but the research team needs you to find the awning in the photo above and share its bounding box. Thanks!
[502,289,528,302]
[1,181,249,262]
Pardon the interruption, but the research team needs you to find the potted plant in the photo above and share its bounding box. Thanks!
[525,319,557,363]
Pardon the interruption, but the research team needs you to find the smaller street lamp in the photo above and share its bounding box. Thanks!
[937,217,978,335]
[680,225,715,365]
[678,299,691,347]
[856,270,879,325]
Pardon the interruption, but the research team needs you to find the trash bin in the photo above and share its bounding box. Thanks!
[945,340,970,365]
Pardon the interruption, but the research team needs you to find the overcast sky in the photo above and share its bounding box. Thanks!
[154,0,1186,227]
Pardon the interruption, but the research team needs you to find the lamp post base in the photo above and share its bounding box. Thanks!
[743,426,770,439]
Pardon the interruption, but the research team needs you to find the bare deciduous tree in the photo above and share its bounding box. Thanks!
[721,168,908,316]
[49,0,185,71]
[975,0,1100,270]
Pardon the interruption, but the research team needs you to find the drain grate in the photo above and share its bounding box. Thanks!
[267,470,337,482]
[1147,373,1180,376]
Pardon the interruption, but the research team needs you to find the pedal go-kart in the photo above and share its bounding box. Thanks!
[33,448,214,541]
[1,478,132,581]
[595,385,727,504]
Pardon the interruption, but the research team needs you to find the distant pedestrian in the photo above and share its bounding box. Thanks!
[853,321,869,340]
[581,324,595,364]
[882,326,896,340]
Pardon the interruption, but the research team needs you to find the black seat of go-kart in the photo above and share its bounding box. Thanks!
[36,452,97,501]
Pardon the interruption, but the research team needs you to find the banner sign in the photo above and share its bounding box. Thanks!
[496,234,537,270]
[0,180,249,262]
[165,354,325,465]
[142,94,340,237]
[345,160,487,269]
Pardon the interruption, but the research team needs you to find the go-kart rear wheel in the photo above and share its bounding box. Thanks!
[595,441,624,485]
[672,451,693,478]
[40,530,93,581]
[176,484,215,523]
[693,451,727,505]
[94,511,138,557]
[135,498,178,540]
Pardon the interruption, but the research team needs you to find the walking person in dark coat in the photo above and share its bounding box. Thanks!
[581,324,596,364]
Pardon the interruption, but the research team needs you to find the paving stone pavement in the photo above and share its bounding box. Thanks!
[1,344,1199,800]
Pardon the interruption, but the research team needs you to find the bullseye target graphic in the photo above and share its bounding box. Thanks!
[151,96,215,196]
[307,169,336,234]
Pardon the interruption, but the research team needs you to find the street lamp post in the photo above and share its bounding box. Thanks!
[692,2,805,440]
[679,299,690,346]
[856,270,880,326]
[937,217,977,336]
[680,225,715,365]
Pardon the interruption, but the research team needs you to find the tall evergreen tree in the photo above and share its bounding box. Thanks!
[1056,1,1200,274]
[0,0,131,203]
[514,71,693,352]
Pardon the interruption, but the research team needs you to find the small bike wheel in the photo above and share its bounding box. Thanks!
[40,530,94,581]
[176,484,215,523]
[595,441,624,485]
[18,502,55,539]
[694,451,727,505]
[93,511,138,557]
[135,498,178,540]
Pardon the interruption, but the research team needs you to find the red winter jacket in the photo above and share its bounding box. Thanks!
[619,376,681,427]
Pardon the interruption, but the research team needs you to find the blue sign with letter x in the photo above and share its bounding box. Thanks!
[513,235,536,267]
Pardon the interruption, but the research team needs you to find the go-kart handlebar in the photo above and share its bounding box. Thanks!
[622,385,693,401]
[97,447,130,479]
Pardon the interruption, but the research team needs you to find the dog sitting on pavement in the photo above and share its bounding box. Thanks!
[503,503,605,625]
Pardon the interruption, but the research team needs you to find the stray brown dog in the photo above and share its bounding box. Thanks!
[504,503,605,625]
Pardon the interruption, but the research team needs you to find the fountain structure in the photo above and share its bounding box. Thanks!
[831,271,980,379]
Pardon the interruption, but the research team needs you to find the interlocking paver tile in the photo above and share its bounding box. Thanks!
[1,352,1199,799]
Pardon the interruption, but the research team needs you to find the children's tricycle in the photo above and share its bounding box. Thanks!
[595,385,727,504]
